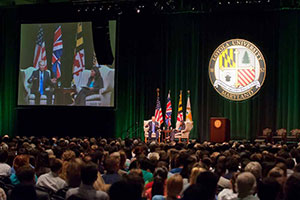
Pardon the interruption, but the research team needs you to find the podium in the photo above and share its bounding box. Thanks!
[210,117,230,143]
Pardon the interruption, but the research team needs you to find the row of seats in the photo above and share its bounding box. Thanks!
[255,128,300,143]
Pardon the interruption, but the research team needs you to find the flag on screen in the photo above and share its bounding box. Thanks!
[72,22,85,86]
[177,90,183,123]
[52,26,63,79]
[155,90,164,126]
[33,27,47,69]
[186,91,192,122]
[165,91,172,128]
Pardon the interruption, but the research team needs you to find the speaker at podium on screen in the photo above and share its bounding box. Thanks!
[210,117,230,143]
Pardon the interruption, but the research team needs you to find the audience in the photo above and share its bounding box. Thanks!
[1,135,300,200]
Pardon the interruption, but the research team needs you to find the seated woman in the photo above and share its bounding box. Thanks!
[75,67,103,106]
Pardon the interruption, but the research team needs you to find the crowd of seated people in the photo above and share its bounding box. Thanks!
[1,135,300,200]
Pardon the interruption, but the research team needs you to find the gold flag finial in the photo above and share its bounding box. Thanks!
[157,88,160,96]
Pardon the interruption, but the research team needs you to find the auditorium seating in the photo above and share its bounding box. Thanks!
[255,128,272,143]
[273,128,287,143]
[287,129,300,142]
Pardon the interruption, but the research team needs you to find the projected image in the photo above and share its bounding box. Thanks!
[18,21,116,107]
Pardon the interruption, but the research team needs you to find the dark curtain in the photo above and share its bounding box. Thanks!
[0,8,18,136]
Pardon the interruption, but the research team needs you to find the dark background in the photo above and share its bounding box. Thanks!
[1,3,300,141]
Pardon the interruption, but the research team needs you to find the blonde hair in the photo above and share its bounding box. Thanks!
[189,167,206,185]
[167,174,183,198]
[244,161,262,179]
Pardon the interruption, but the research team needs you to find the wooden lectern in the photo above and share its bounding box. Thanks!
[210,117,230,143]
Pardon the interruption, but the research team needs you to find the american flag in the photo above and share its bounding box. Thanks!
[177,90,183,123]
[33,27,47,69]
[238,69,255,87]
[155,95,164,126]
[165,91,172,127]
[52,26,63,78]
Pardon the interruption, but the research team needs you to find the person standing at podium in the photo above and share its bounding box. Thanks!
[146,116,160,141]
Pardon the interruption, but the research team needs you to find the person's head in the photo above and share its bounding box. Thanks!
[81,162,98,185]
[61,150,75,162]
[109,179,142,200]
[38,60,46,71]
[66,158,84,188]
[105,156,120,174]
[35,151,50,169]
[91,66,100,79]
[286,158,295,170]
[244,161,262,180]
[13,155,30,174]
[284,172,300,200]
[196,171,218,200]
[268,166,285,182]
[189,167,206,185]
[50,158,63,174]
[226,157,239,173]
[257,177,281,200]
[0,149,8,163]
[16,165,35,185]
[167,174,183,199]
[236,172,257,198]
[151,116,156,122]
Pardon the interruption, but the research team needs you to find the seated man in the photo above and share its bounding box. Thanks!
[36,158,67,192]
[27,60,56,105]
[66,162,108,200]
[146,116,160,141]
[170,120,185,141]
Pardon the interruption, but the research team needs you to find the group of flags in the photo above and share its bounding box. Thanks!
[154,90,192,128]
[32,23,85,86]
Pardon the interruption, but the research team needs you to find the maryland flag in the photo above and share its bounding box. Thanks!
[72,22,85,87]
[186,91,192,122]
[176,90,183,124]
[219,48,236,71]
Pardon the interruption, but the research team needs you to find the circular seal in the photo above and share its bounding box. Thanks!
[214,120,222,128]
[209,39,266,101]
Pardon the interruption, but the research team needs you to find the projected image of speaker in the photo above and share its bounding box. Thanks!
[210,117,230,143]
[18,21,116,107]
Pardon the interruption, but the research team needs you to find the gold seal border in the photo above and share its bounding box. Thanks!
[208,38,266,101]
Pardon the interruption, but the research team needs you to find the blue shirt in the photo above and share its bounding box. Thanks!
[89,81,94,88]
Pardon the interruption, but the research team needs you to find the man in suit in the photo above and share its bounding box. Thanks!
[27,61,56,105]
[146,116,160,141]
[170,120,186,141]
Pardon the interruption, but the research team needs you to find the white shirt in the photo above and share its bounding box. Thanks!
[0,163,11,177]
[36,172,67,192]
[218,188,237,200]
